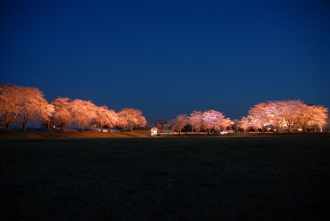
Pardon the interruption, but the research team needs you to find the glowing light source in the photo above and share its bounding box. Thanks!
[151,127,158,136]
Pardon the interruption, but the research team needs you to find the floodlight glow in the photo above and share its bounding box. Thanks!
[151,127,158,136]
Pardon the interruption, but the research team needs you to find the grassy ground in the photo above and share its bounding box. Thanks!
[1,135,330,220]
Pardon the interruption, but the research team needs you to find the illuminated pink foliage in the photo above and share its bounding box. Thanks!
[0,84,50,131]
[19,87,49,131]
[39,103,55,131]
[52,97,72,131]
[171,110,228,133]
[0,84,24,130]
[95,105,117,132]
[118,108,147,132]
[247,100,328,132]
[238,117,250,132]
[70,99,98,132]
[169,114,189,133]
[202,110,225,133]
[1,84,328,133]
[189,111,203,133]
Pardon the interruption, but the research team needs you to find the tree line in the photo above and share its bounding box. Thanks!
[1,83,328,133]
[0,83,146,131]
[169,100,328,133]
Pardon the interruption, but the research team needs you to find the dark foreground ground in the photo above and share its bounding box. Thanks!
[1,135,330,220]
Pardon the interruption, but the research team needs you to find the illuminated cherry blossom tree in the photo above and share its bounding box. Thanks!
[281,100,302,132]
[18,86,49,131]
[137,115,147,129]
[189,111,203,133]
[248,102,273,132]
[70,99,98,132]
[296,104,328,132]
[216,117,232,131]
[247,100,328,132]
[0,84,23,130]
[265,101,284,132]
[40,103,55,131]
[52,97,72,131]
[311,105,328,132]
[1,84,49,131]
[118,108,147,132]
[169,114,189,134]
[202,110,225,133]
[117,114,128,132]
[265,100,301,132]
[95,105,118,132]
[239,117,250,132]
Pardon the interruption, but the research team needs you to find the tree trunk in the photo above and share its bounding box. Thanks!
[22,122,27,131]
[5,123,10,131]
[275,126,280,133]
[61,124,64,131]
[80,123,84,132]
[22,117,28,131]
[47,123,51,132]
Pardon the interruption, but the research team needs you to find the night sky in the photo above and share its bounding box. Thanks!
[1,0,329,123]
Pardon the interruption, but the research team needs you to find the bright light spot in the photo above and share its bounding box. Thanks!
[151,127,158,136]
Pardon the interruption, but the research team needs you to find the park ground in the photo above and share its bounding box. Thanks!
[1,132,330,220]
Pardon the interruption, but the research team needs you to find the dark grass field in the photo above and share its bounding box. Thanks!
[1,134,330,220]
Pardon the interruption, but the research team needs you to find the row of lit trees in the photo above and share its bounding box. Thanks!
[2,83,328,133]
[0,83,146,131]
[169,110,232,134]
[169,100,328,133]
[244,100,328,132]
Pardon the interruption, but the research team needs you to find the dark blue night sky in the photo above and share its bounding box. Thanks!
[1,0,329,123]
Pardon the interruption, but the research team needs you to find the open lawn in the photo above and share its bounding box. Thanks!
[1,134,330,220]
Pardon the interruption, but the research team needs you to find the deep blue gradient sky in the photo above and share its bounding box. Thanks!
[1,0,329,123]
